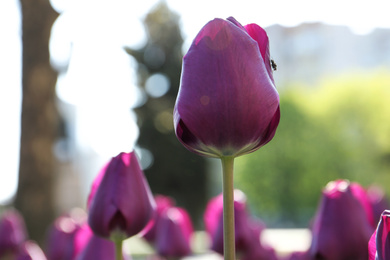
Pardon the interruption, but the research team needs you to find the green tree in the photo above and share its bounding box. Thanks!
[235,72,390,227]
[126,2,208,227]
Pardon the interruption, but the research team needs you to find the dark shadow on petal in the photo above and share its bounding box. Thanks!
[177,119,198,147]
[314,252,326,260]
[108,210,126,233]
[257,105,281,148]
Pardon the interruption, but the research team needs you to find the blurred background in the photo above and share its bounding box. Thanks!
[1,0,390,246]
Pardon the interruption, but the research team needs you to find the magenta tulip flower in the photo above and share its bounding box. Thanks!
[46,215,79,260]
[310,180,374,260]
[141,195,176,243]
[369,210,390,260]
[86,162,109,210]
[348,181,375,227]
[16,241,47,260]
[174,17,279,259]
[155,207,193,257]
[72,223,93,258]
[88,152,156,240]
[0,209,27,256]
[239,218,278,260]
[285,251,310,260]
[75,234,131,260]
[204,190,263,254]
[174,16,280,159]
[46,209,89,260]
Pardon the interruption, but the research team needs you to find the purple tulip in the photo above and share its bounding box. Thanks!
[284,251,310,260]
[348,181,375,227]
[204,190,267,255]
[75,234,131,260]
[239,218,278,260]
[174,17,280,158]
[16,241,47,260]
[310,180,374,260]
[46,215,79,260]
[368,210,390,260]
[46,209,89,260]
[0,209,27,256]
[155,207,193,257]
[141,195,176,243]
[72,223,93,258]
[88,151,156,239]
[86,162,109,210]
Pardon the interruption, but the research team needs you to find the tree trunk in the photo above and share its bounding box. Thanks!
[15,0,59,246]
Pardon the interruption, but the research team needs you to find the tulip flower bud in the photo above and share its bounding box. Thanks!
[369,210,390,260]
[46,208,89,260]
[174,17,280,158]
[155,207,193,258]
[75,234,131,260]
[88,152,156,240]
[204,190,269,255]
[141,195,176,243]
[0,209,27,256]
[310,180,374,260]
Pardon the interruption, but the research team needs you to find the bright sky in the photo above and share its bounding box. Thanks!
[1,0,390,204]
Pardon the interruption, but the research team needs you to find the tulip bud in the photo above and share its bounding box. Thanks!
[155,207,193,257]
[141,195,176,243]
[285,251,311,260]
[239,218,278,260]
[46,208,89,260]
[0,209,27,256]
[204,190,265,255]
[310,180,374,260]
[369,210,390,260]
[174,17,280,158]
[88,152,156,240]
[75,234,131,260]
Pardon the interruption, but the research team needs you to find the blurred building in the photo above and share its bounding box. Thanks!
[267,22,390,86]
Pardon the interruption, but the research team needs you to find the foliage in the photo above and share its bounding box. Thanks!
[125,2,208,228]
[234,71,390,227]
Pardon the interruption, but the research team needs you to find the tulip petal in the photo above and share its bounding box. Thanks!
[88,152,155,239]
[376,210,390,260]
[310,180,374,260]
[174,17,279,158]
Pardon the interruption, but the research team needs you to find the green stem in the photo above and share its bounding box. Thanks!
[221,156,236,260]
[114,238,123,260]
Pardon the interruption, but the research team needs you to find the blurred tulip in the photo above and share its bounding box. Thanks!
[284,251,310,260]
[86,162,109,210]
[368,210,390,260]
[46,209,88,260]
[310,180,374,260]
[347,181,375,227]
[204,190,246,249]
[16,241,47,260]
[174,16,280,158]
[155,207,193,258]
[88,151,156,240]
[73,223,93,260]
[239,218,278,260]
[204,190,269,256]
[141,195,176,243]
[75,234,131,260]
[0,209,27,256]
